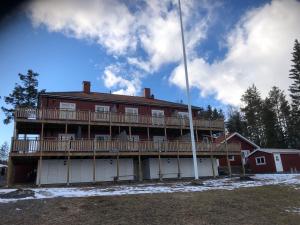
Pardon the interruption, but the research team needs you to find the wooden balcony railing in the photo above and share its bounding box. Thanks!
[11,139,240,154]
[14,108,224,129]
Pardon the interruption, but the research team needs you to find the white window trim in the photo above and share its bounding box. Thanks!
[255,156,266,165]
[151,109,164,117]
[178,111,189,118]
[228,156,235,161]
[125,107,138,115]
[95,134,111,141]
[59,102,76,110]
[95,105,110,112]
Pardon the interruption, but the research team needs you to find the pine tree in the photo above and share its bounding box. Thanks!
[226,106,248,136]
[241,85,264,146]
[0,142,9,162]
[1,70,45,124]
[288,39,300,148]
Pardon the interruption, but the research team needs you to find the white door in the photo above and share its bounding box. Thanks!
[129,135,139,151]
[58,134,75,150]
[178,111,189,126]
[273,153,283,172]
[153,136,166,151]
[59,102,76,120]
[152,110,165,125]
[125,107,138,123]
[95,105,110,121]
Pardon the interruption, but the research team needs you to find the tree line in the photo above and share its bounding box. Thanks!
[227,39,300,149]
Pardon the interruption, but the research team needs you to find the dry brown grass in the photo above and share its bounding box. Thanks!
[0,185,300,225]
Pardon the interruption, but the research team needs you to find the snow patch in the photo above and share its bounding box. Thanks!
[0,174,299,203]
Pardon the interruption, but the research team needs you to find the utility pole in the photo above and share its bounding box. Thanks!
[178,0,199,180]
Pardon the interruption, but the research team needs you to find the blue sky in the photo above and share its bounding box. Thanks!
[0,0,300,145]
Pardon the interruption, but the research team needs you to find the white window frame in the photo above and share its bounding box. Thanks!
[94,105,110,121]
[59,102,76,120]
[228,155,235,161]
[125,107,139,123]
[151,109,165,125]
[153,136,167,151]
[255,156,266,165]
[178,111,189,118]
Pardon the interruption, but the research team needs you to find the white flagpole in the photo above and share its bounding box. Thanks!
[178,0,199,180]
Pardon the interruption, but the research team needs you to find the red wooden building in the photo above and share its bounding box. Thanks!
[246,148,300,173]
[214,132,259,172]
[7,81,240,185]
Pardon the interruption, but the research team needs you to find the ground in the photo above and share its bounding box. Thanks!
[0,185,299,225]
[0,174,300,225]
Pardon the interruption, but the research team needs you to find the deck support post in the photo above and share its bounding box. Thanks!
[116,155,120,181]
[88,111,91,139]
[240,143,246,176]
[147,127,150,140]
[223,122,232,177]
[138,153,143,181]
[67,149,70,185]
[177,144,181,179]
[38,123,44,187]
[129,126,132,138]
[158,152,162,181]
[93,148,96,183]
[209,127,216,178]
[195,127,199,142]
[65,123,68,134]
[6,156,13,187]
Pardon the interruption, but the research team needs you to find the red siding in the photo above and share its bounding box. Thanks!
[40,96,197,117]
[281,154,300,172]
[247,151,276,173]
[219,135,257,167]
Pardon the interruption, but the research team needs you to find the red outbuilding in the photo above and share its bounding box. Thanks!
[246,148,300,173]
[215,132,259,170]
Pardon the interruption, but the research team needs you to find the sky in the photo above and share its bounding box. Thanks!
[0,0,300,145]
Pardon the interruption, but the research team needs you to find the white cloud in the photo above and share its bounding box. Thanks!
[102,65,141,96]
[169,0,300,106]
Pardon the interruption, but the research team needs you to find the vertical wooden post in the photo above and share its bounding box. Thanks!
[180,128,183,136]
[129,126,132,138]
[93,147,96,183]
[195,127,199,142]
[147,127,150,140]
[223,122,232,177]
[209,125,216,178]
[88,111,91,139]
[65,123,68,134]
[6,156,13,187]
[116,155,120,181]
[158,152,162,181]
[177,142,181,179]
[38,123,44,186]
[138,153,142,181]
[67,149,70,185]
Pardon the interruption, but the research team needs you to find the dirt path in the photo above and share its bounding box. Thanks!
[0,185,300,225]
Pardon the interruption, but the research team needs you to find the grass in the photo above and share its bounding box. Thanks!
[0,185,300,225]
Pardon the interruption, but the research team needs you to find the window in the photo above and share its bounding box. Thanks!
[153,136,167,151]
[125,107,139,123]
[228,156,235,161]
[178,111,189,118]
[59,102,76,120]
[255,156,266,165]
[241,150,250,158]
[94,105,110,121]
[95,135,111,141]
[152,109,165,125]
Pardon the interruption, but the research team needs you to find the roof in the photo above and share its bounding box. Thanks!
[214,132,260,149]
[247,148,300,157]
[40,91,202,110]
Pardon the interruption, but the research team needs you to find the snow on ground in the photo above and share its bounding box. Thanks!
[0,174,300,204]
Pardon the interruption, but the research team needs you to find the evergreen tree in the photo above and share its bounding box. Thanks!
[0,142,9,162]
[241,85,264,146]
[288,39,300,148]
[1,70,45,124]
[226,106,248,136]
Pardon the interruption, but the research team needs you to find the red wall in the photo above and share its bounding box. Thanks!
[40,96,197,117]
[246,151,276,173]
[219,135,257,167]
[281,154,300,172]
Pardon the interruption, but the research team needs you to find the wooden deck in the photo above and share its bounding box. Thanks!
[15,108,224,130]
[10,139,240,157]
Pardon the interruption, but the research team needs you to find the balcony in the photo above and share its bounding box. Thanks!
[14,108,224,130]
[10,139,240,156]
